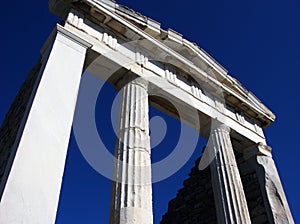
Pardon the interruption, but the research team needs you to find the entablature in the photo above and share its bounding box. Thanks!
[53,20,265,145]
[49,0,275,128]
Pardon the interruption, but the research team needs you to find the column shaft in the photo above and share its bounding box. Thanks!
[209,121,251,224]
[110,78,153,224]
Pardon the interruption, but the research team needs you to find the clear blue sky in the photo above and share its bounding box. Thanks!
[0,0,299,223]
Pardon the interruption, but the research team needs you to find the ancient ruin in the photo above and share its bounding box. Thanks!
[0,0,294,223]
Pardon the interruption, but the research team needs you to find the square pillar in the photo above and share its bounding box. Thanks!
[244,143,294,224]
[0,25,91,224]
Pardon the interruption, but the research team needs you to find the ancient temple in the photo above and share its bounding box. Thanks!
[0,0,294,223]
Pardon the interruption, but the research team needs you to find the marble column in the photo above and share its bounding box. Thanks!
[244,143,294,224]
[209,120,251,224]
[110,78,153,224]
[0,25,91,223]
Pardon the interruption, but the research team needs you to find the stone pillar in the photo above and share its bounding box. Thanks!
[209,120,251,224]
[244,143,294,224]
[110,78,153,224]
[0,25,91,224]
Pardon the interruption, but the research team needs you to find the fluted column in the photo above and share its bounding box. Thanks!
[244,143,294,224]
[209,120,251,224]
[110,78,153,224]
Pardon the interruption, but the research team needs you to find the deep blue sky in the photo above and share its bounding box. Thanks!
[0,0,299,223]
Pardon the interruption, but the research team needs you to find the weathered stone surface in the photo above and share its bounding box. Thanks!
[208,121,251,224]
[110,78,153,224]
[162,144,294,224]
[161,158,217,224]
[0,0,294,223]
[0,60,41,192]
[244,143,294,224]
[235,151,269,224]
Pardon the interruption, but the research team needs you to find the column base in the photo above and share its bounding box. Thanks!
[117,207,153,224]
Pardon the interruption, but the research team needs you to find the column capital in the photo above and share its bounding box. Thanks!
[130,77,149,90]
[211,119,230,133]
[114,72,149,91]
[243,142,272,160]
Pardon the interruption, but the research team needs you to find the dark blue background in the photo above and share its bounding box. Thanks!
[0,0,299,223]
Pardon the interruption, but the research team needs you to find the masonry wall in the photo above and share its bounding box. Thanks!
[235,151,269,224]
[0,60,41,188]
[161,151,269,224]
[160,158,217,224]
